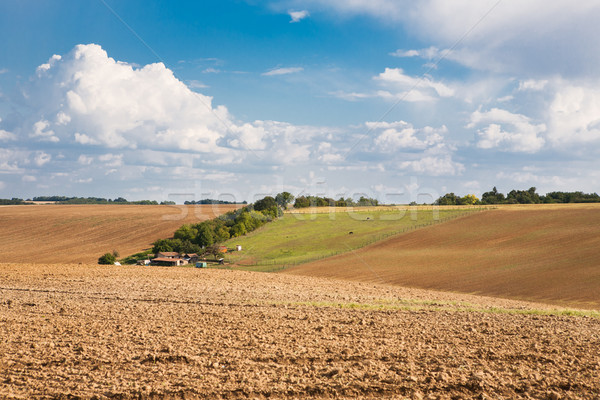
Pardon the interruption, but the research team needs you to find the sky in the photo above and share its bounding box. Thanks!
[1,0,600,203]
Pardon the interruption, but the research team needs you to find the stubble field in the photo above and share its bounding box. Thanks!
[1,263,599,399]
[0,204,241,264]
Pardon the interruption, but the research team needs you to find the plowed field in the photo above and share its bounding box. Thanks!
[284,206,600,310]
[0,204,240,264]
[1,263,599,399]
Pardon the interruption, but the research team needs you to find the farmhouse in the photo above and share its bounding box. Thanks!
[152,256,187,267]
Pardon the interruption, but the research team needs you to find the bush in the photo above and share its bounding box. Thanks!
[98,253,117,265]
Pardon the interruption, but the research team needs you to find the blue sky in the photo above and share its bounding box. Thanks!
[1,0,600,203]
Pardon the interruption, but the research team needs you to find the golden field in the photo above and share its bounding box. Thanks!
[0,204,241,264]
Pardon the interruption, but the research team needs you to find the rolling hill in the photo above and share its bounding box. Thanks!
[283,204,600,309]
[0,204,240,264]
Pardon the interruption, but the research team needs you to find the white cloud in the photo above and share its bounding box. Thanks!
[34,151,51,166]
[74,132,100,145]
[375,68,454,101]
[26,44,231,153]
[31,120,59,142]
[373,122,446,151]
[77,155,93,165]
[468,108,546,153]
[22,175,37,182]
[296,0,600,77]
[400,155,465,176]
[518,79,548,91]
[0,68,8,74]
[547,82,600,146]
[98,153,123,167]
[289,10,309,22]
[0,129,16,141]
[262,67,304,76]
[390,46,443,60]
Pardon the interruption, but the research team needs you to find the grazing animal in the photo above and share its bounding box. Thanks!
[349,231,354,235]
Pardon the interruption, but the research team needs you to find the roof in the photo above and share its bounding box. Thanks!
[157,252,179,257]
[152,257,182,263]
[183,253,198,257]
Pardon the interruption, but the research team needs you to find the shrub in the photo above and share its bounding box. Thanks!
[98,253,117,265]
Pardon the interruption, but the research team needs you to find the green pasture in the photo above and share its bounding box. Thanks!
[223,207,478,271]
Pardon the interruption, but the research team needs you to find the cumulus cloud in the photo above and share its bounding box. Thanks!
[288,10,309,22]
[262,67,304,76]
[25,44,231,153]
[370,121,446,151]
[547,83,600,146]
[468,108,546,153]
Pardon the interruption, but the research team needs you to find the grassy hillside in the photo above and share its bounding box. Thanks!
[224,207,478,270]
[0,204,241,264]
[284,205,600,309]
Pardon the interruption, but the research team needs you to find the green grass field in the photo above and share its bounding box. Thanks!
[223,207,478,271]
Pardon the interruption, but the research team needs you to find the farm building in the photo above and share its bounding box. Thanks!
[182,253,199,263]
[156,251,180,259]
[152,257,187,267]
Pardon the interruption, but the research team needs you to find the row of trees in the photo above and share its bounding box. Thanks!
[32,196,174,205]
[183,199,247,205]
[151,195,283,255]
[293,195,379,208]
[0,198,30,205]
[436,187,600,205]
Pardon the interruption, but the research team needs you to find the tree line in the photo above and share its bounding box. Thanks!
[293,195,379,208]
[31,196,174,205]
[151,195,283,256]
[436,187,600,205]
[183,199,247,205]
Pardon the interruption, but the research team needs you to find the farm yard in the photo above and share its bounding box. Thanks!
[1,263,599,399]
[0,204,241,264]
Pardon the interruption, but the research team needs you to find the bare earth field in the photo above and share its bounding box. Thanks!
[1,263,599,399]
[284,206,600,310]
[0,204,241,264]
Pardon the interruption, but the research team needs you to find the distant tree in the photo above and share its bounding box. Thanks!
[253,196,278,212]
[152,238,175,253]
[98,253,116,265]
[435,193,458,205]
[275,192,294,209]
[460,194,479,205]
[112,249,120,258]
[174,224,198,242]
[481,187,506,204]
[204,244,223,260]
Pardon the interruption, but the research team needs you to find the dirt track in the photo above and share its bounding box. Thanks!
[0,204,240,264]
[1,263,599,399]
[284,207,600,310]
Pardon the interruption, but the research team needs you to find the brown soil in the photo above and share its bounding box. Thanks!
[1,263,599,399]
[284,207,600,310]
[0,204,241,264]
